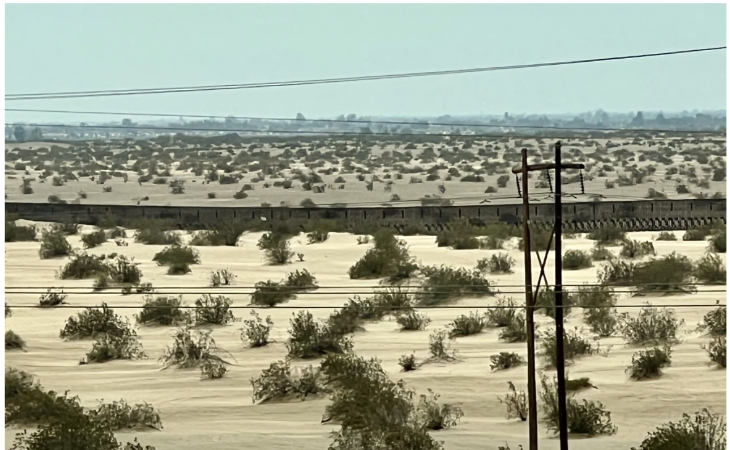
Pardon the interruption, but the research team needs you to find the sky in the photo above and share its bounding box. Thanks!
[4,3,727,124]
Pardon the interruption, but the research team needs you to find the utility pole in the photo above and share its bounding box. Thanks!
[512,146,585,450]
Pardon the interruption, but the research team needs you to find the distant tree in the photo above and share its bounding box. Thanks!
[296,113,306,121]
[13,126,26,143]
[631,112,645,127]
[122,118,133,127]
[346,113,357,121]
[29,127,43,141]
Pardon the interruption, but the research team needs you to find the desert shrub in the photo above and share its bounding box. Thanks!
[398,353,418,372]
[189,230,227,246]
[38,288,68,307]
[490,352,522,371]
[587,225,626,244]
[396,310,431,331]
[240,311,274,348]
[597,257,635,285]
[250,358,325,403]
[702,336,726,368]
[539,327,600,368]
[38,230,72,259]
[535,287,572,319]
[166,262,191,275]
[656,231,677,241]
[694,253,727,284]
[250,281,293,307]
[476,253,515,274]
[626,346,672,380]
[102,255,143,287]
[562,250,593,270]
[193,294,237,325]
[620,305,684,345]
[5,304,11,318]
[5,221,36,242]
[356,235,370,245]
[81,230,107,249]
[499,312,528,343]
[590,244,614,261]
[697,306,726,336]
[60,303,131,340]
[284,269,318,290]
[517,227,555,252]
[709,229,726,253]
[135,228,181,246]
[617,253,696,294]
[540,374,617,437]
[6,330,26,351]
[6,368,84,427]
[498,382,528,421]
[264,239,294,265]
[683,227,712,241]
[135,295,190,326]
[89,399,162,431]
[416,265,493,306]
[159,327,233,369]
[436,218,480,249]
[428,329,456,361]
[152,245,200,267]
[83,333,146,364]
[620,239,656,259]
[447,311,488,338]
[348,228,417,282]
[415,389,464,430]
[10,411,119,450]
[286,310,353,359]
[486,298,520,327]
[200,359,228,380]
[574,285,620,336]
[210,268,236,287]
[630,408,726,450]
[212,219,248,246]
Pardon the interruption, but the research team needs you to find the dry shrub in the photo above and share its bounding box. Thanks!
[562,250,593,270]
[240,311,274,348]
[591,244,614,261]
[476,253,515,274]
[575,285,620,337]
[38,288,67,308]
[284,269,318,290]
[286,310,353,359]
[490,352,522,371]
[447,311,488,338]
[193,294,237,325]
[88,399,162,431]
[57,252,107,279]
[396,310,431,331]
[200,359,228,380]
[620,239,656,259]
[398,354,418,371]
[428,329,456,361]
[250,358,326,403]
[81,230,107,249]
[436,218,480,249]
[694,253,727,284]
[6,330,26,351]
[135,295,190,326]
[499,311,528,343]
[250,281,293,307]
[630,409,725,450]
[60,303,131,340]
[540,373,617,437]
[159,327,233,369]
[417,265,493,306]
[655,231,677,241]
[415,389,464,430]
[535,287,572,319]
[697,306,726,336]
[498,382,528,421]
[626,346,672,380]
[539,327,602,368]
[83,332,146,364]
[587,225,626,244]
[486,298,520,327]
[209,269,236,287]
[135,228,181,246]
[709,229,726,253]
[620,304,684,345]
[348,229,417,283]
[702,336,726,368]
[38,229,72,259]
[5,221,36,242]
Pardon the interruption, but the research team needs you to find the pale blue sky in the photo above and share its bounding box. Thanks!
[5,3,727,123]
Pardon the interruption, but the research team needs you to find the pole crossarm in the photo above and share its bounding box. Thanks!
[511,162,585,174]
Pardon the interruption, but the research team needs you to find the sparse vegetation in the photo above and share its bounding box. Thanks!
[562,249,593,270]
[135,295,191,326]
[702,336,727,368]
[417,265,492,306]
[620,305,684,345]
[240,311,274,348]
[626,346,672,380]
[490,352,522,371]
[209,268,236,287]
[620,238,656,259]
[476,253,515,274]
[539,327,601,367]
[428,329,456,361]
[159,327,233,370]
[697,305,726,336]
[447,311,488,338]
[250,358,325,403]
[694,252,727,284]
[286,310,353,359]
[38,229,72,259]
[192,294,237,325]
[396,310,431,331]
[498,382,528,421]
[630,408,726,450]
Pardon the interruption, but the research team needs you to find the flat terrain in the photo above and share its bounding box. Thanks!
[5,135,726,207]
[4,224,726,449]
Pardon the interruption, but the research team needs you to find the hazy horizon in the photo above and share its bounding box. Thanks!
[5,3,727,124]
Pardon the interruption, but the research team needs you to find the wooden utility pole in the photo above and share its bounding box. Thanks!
[512,147,585,450]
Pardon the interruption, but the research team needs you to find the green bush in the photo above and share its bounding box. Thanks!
[416,265,493,306]
[88,398,162,431]
[539,327,600,368]
[620,305,684,345]
[167,262,191,275]
[626,346,672,380]
[250,281,293,307]
[240,311,274,348]
[286,310,353,359]
[540,373,617,437]
[57,252,108,279]
[192,294,237,325]
[694,253,726,284]
[490,352,522,371]
[159,327,233,369]
[83,333,146,364]
[476,253,515,274]
[447,311,488,338]
[284,269,318,290]
[201,359,228,380]
[38,230,72,259]
[60,303,131,340]
[81,230,107,249]
[697,306,726,336]
[135,295,190,326]
[152,245,200,266]
[348,229,417,282]
[562,250,593,270]
[620,239,656,259]
[702,336,726,368]
[630,409,725,450]
[250,358,325,404]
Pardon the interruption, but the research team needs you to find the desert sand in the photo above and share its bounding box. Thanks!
[4,224,726,450]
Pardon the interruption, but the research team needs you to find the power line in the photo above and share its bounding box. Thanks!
[6,108,725,135]
[5,46,725,101]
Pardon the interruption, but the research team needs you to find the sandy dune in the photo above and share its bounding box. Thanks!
[4,227,726,449]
